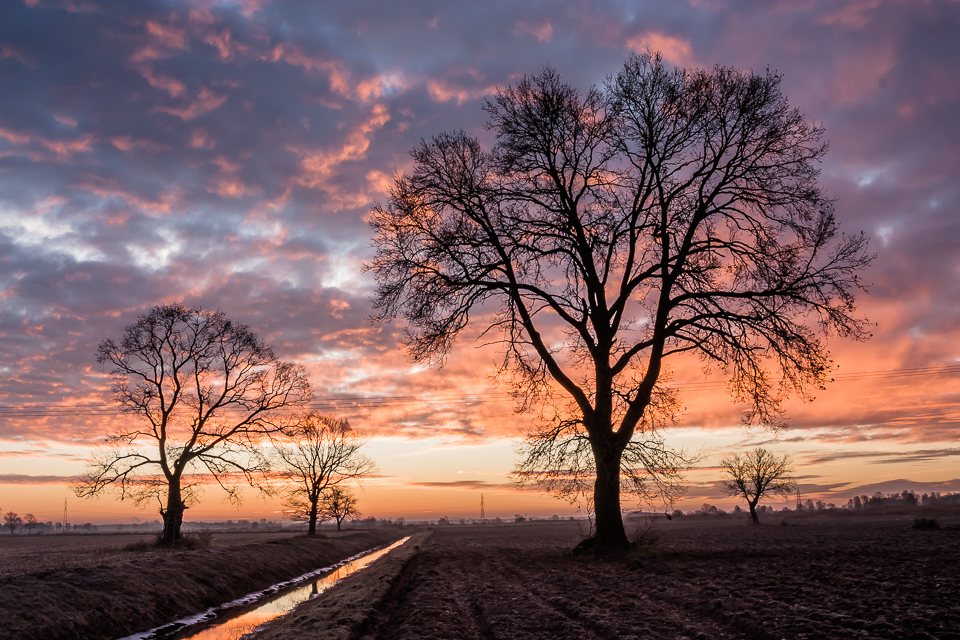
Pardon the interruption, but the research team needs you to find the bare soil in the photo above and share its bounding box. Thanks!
[0,528,404,640]
[351,514,960,640]
[4,514,959,640]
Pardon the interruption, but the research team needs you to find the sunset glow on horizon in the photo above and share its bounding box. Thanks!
[1,0,959,526]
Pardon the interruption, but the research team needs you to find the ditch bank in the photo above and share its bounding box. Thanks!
[0,529,406,640]
[254,530,432,640]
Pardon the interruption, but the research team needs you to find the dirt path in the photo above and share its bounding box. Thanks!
[356,517,960,640]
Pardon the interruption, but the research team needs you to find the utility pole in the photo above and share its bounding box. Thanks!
[480,493,485,524]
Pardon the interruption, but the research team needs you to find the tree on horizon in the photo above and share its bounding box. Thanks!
[276,412,376,536]
[74,303,312,545]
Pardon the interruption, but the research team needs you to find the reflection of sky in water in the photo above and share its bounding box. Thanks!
[178,537,409,640]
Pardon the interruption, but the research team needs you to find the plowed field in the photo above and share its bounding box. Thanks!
[358,515,960,640]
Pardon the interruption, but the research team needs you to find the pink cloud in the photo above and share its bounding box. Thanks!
[153,86,228,120]
[513,20,554,42]
[109,136,169,153]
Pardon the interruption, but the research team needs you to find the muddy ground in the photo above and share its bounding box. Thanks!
[0,528,404,640]
[352,513,960,640]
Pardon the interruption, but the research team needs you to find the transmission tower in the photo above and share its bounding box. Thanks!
[480,493,485,523]
[62,498,68,531]
[796,485,802,511]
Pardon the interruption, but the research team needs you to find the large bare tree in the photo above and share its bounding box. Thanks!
[720,448,795,524]
[276,412,375,535]
[74,303,312,545]
[368,53,871,554]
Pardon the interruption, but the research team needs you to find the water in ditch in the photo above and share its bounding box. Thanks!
[122,536,409,640]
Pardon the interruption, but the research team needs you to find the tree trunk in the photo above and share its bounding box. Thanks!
[575,439,629,555]
[748,502,760,524]
[336,516,343,531]
[160,480,186,545]
[307,499,318,536]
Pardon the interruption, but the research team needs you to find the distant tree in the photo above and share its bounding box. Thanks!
[73,303,312,546]
[4,511,22,534]
[514,514,526,523]
[275,413,375,536]
[319,486,360,531]
[23,513,38,534]
[369,53,872,554]
[720,448,795,524]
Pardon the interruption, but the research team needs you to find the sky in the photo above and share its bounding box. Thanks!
[1,0,959,525]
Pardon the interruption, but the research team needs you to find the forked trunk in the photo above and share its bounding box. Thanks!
[575,439,629,555]
[160,480,187,545]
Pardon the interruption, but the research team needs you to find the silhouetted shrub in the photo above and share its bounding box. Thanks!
[912,517,940,530]
[127,528,214,551]
[628,517,660,552]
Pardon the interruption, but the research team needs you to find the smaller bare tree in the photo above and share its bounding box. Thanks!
[720,448,795,524]
[4,511,23,535]
[23,513,38,534]
[319,486,360,531]
[73,303,312,545]
[276,413,375,535]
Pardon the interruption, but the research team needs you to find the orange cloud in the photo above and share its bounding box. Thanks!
[1,45,35,67]
[110,136,169,153]
[265,44,406,102]
[188,128,215,149]
[816,0,884,29]
[137,66,187,97]
[39,133,96,160]
[72,175,180,217]
[627,32,697,67]
[289,103,390,205]
[0,127,31,145]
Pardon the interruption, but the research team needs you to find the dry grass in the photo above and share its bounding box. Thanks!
[0,530,302,581]
[0,529,406,640]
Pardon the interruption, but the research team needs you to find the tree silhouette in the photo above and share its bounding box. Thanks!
[276,413,376,535]
[23,513,38,534]
[319,486,360,531]
[4,511,22,535]
[74,303,312,545]
[369,53,871,554]
[720,448,795,523]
